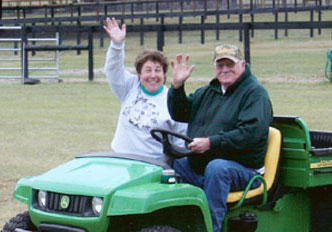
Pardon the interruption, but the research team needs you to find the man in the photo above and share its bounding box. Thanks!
[167,44,273,232]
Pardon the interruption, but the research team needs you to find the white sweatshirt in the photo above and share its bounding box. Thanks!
[104,40,187,160]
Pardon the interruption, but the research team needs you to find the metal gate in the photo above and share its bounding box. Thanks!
[0,26,60,82]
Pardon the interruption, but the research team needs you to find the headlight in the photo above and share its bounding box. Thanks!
[92,197,103,215]
[38,190,47,208]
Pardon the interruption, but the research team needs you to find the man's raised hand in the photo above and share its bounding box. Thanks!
[171,54,195,89]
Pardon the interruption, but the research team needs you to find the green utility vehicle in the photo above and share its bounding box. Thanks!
[2,115,332,232]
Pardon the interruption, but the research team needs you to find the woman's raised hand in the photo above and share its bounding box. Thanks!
[103,17,126,44]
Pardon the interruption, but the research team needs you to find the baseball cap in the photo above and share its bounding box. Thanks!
[214,44,242,63]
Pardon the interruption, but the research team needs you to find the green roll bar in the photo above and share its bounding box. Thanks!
[230,175,268,210]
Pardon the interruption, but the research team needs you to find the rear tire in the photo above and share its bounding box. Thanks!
[138,225,181,232]
[2,211,37,232]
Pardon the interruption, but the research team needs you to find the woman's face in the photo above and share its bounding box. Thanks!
[139,60,165,92]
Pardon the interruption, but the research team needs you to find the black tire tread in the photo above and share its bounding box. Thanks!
[2,211,36,232]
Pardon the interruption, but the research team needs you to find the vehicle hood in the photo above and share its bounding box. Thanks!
[22,156,163,196]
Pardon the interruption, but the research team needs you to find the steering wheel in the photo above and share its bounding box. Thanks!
[150,128,196,159]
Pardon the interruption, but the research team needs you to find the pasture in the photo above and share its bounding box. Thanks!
[1,20,332,228]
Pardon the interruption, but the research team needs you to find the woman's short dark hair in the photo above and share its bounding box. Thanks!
[135,49,168,78]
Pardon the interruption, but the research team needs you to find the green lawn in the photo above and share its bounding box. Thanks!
[1,13,332,228]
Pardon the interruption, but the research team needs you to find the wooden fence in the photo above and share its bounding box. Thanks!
[1,0,331,82]
[1,0,330,23]
[2,0,82,7]
[19,20,332,74]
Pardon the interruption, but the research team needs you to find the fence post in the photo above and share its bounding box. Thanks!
[88,27,94,81]
[179,16,183,44]
[58,25,62,45]
[140,18,144,46]
[51,7,54,26]
[156,1,159,22]
[100,18,104,48]
[201,15,205,44]
[285,9,288,37]
[250,0,254,37]
[104,5,108,19]
[14,37,18,55]
[216,13,220,40]
[243,23,251,65]
[32,22,36,56]
[157,17,165,51]
[44,7,48,25]
[310,10,314,37]
[318,1,322,35]
[70,4,74,24]
[21,26,28,82]
[274,11,278,40]
[228,0,231,19]
[131,3,134,22]
[23,8,26,26]
[77,6,81,55]
[21,26,39,84]
[239,13,243,42]
[16,6,20,20]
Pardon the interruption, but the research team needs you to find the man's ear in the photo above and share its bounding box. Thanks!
[241,60,246,69]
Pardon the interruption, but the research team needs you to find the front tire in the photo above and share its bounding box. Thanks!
[2,211,37,232]
[139,225,181,232]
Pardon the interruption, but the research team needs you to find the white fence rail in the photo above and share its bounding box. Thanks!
[0,26,60,82]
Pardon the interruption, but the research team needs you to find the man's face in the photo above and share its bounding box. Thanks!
[215,58,246,89]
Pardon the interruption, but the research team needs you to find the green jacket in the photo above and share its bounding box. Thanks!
[167,64,273,174]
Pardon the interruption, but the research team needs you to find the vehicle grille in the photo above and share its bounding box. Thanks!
[33,190,94,217]
[47,192,88,214]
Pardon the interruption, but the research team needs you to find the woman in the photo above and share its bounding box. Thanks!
[103,17,187,161]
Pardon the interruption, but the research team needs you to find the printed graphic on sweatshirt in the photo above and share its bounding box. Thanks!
[122,91,160,132]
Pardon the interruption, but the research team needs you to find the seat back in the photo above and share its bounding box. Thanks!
[227,127,282,203]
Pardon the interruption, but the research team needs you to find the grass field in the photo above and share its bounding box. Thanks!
[1,14,332,228]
